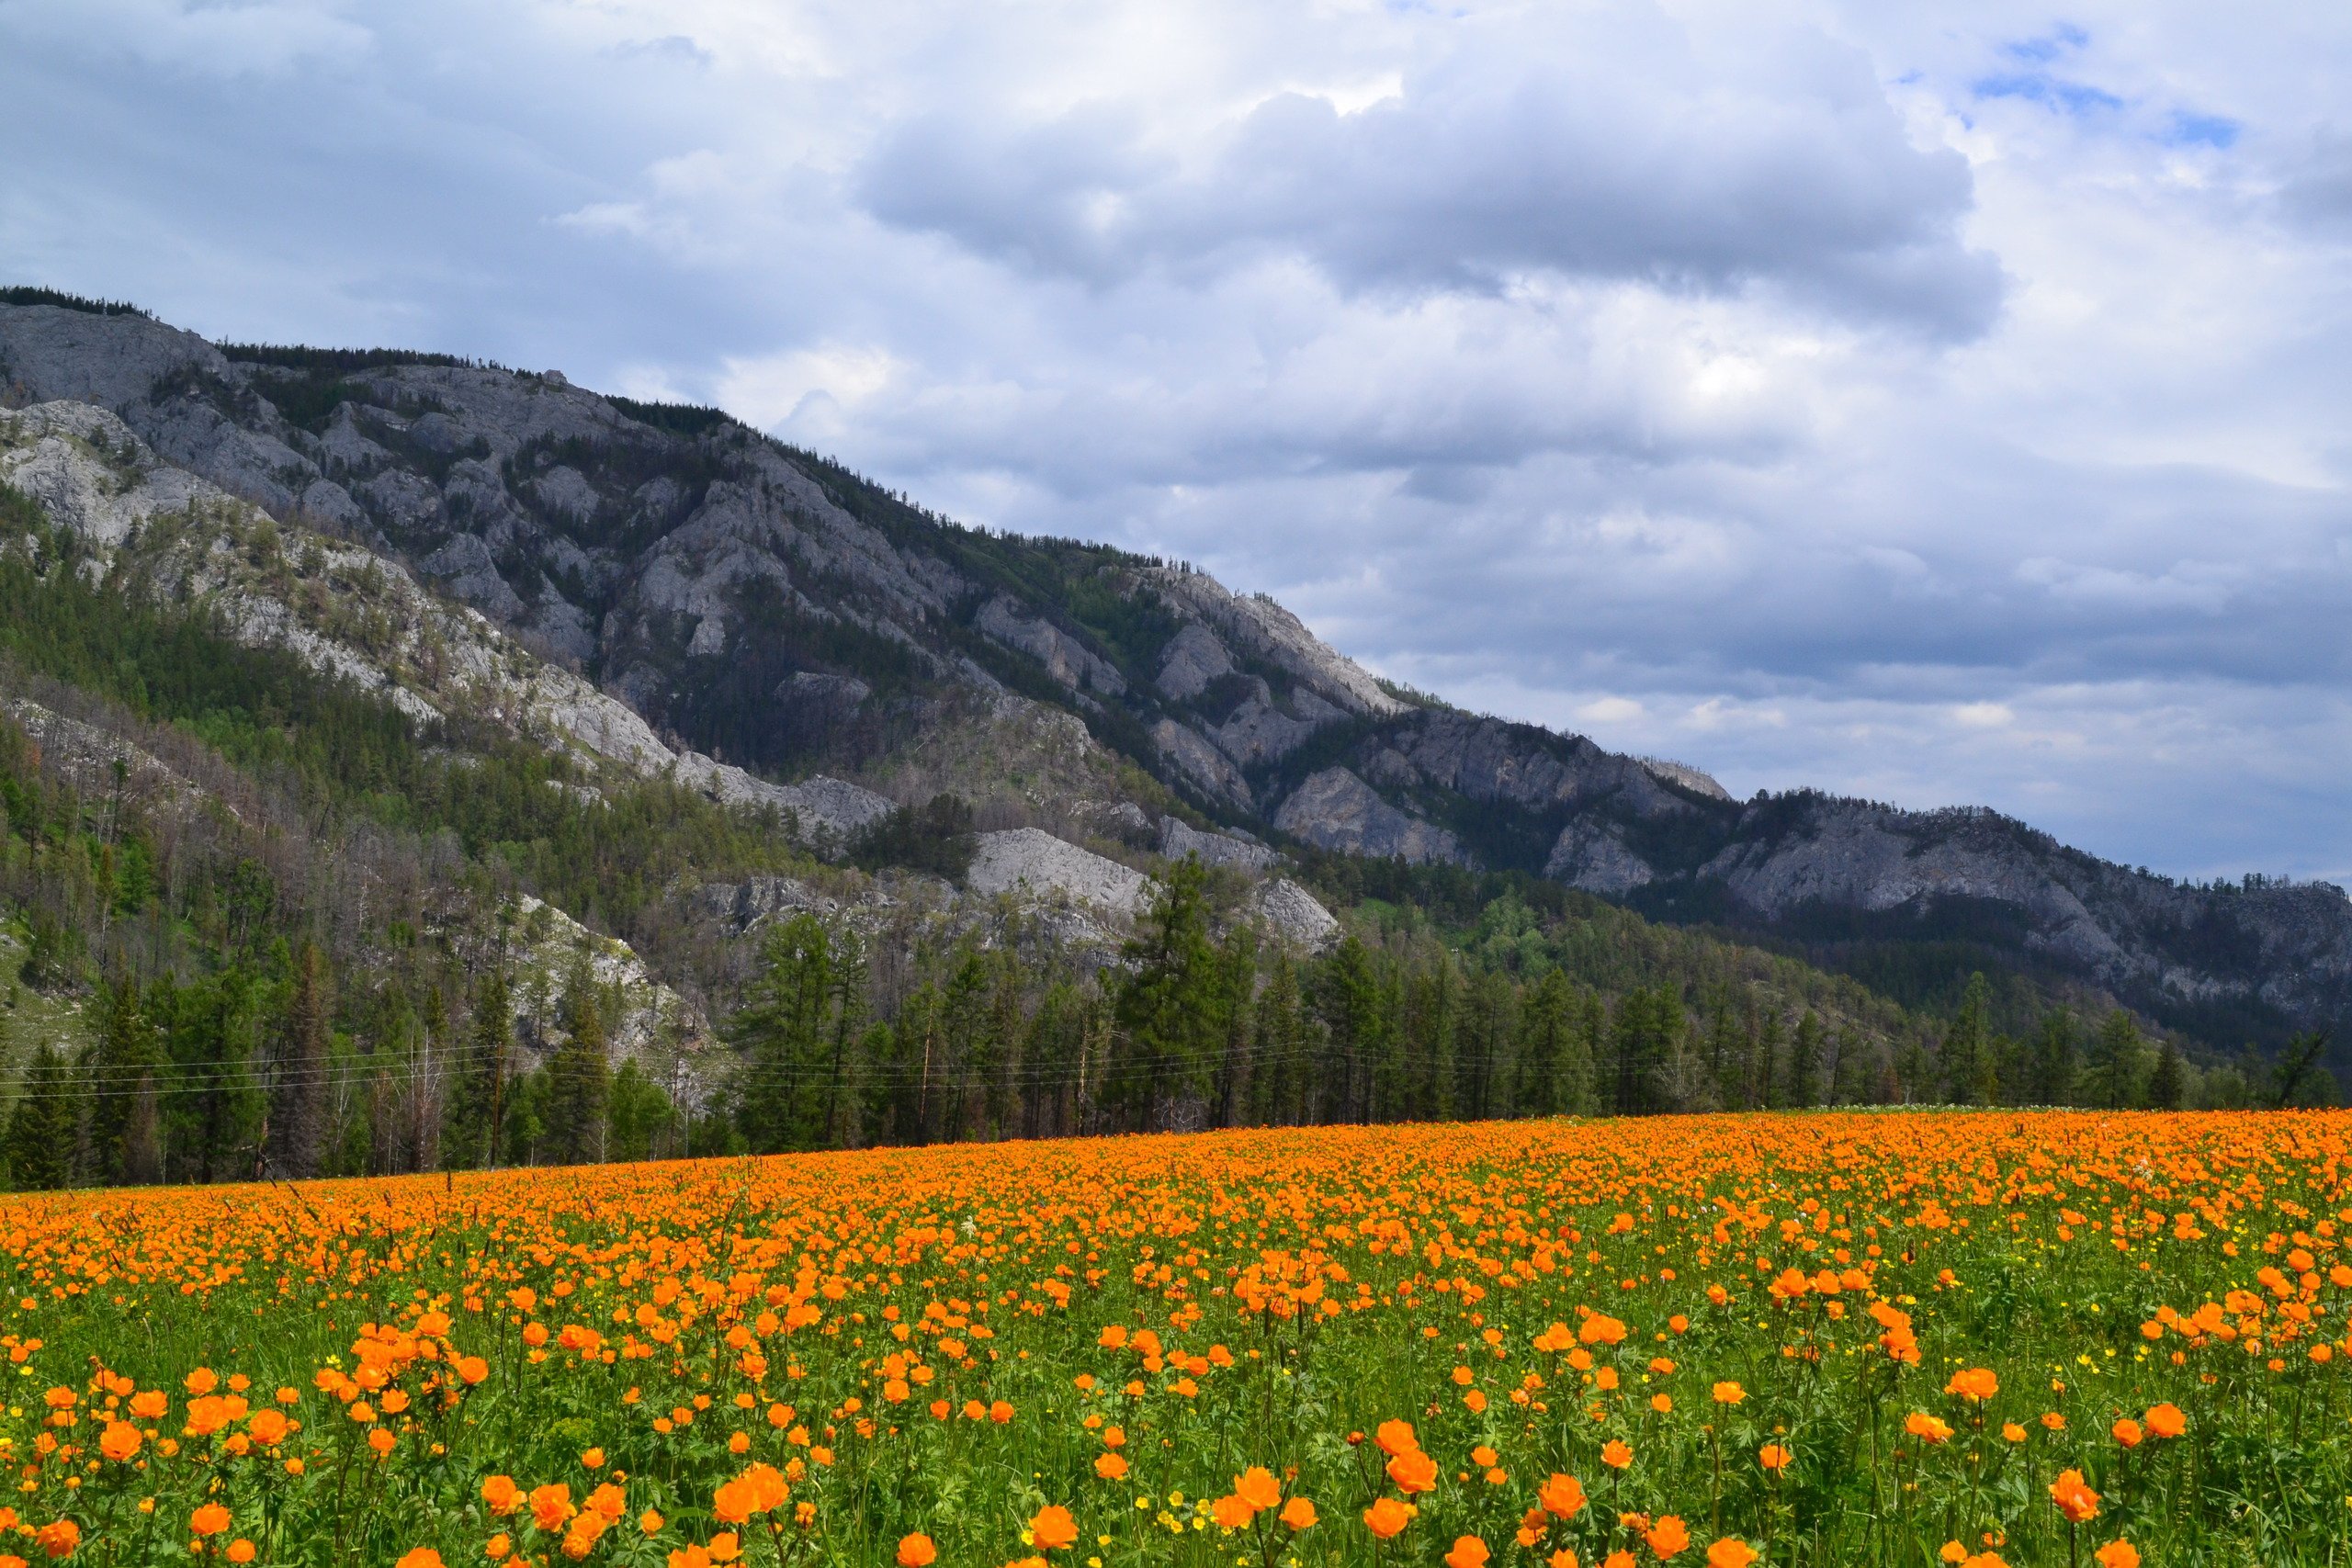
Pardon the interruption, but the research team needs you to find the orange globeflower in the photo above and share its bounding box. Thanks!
[1712,1382,1745,1405]
[189,1505,232,1538]
[1758,1444,1792,1472]
[1905,1413,1953,1445]
[1029,1506,1079,1552]
[225,1542,256,1564]
[532,1484,578,1532]
[1706,1541,1757,1568]
[2050,1469,2102,1523]
[481,1476,522,1517]
[1280,1498,1317,1530]
[1363,1499,1417,1540]
[1234,1468,1283,1511]
[1945,1368,1998,1403]
[1387,1449,1440,1495]
[1212,1495,1257,1530]
[1444,1536,1491,1568]
[1540,1473,1588,1518]
[2111,1418,2143,1450]
[1093,1452,1127,1480]
[2093,1542,2141,1568]
[2144,1404,2187,1439]
[1579,1315,1628,1347]
[896,1536,937,1567]
[1600,1440,1634,1471]
[1375,1419,1419,1457]
[98,1422,141,1462]
[1646,1517,1690,1558]
[396,1553,446,1568]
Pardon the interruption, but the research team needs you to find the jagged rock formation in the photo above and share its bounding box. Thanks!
[7,297,2350,1054]
[967,829,1151,919]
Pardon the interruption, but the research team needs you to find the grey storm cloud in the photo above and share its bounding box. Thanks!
[859,17,2003,337]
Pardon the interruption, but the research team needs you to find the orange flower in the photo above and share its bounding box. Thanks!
[1029,1506,1079,1552]
[1444,1536,1491,1568]
[1579,1315,1627,1347]
[189,1505,232,1538]
[97,1422,141,1463]
[1212,1495,1257,1530]
[481,1476,522,1517]
[395,1552,445,1568]
[1706,1541,1757,1568]
[2093,1543,2140,1568]
[1758,1444,1792,1472]
[531,1483,578,1533]
[34,1519,79,1561]
[1945,1368,1998,1403]
[2144,1404,2187,1439]
[896,1536,937,1567]
[1646,1517,1690,1558]
[1540,1473,1589,1518]
[1234,1468,1282,1511]
[2111,1418,2143,1450]
[226,1542,256,1564]
[1375,1419,1419,1457]
[1905,1413,1953,1445]
[1600,1440,1634,1471]
[1093,1452,1127,1480]
[1363,1498,1417,1540]
[128,1391,168,1420]
[1280,1498,1317,1530]
[1712,1382,1745,1405]
[2050,1469,2102,1524]
[1387,1449,1440,1495]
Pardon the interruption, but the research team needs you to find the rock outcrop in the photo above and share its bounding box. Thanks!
[1272,767,1465,866]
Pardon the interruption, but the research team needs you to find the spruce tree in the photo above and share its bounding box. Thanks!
[266,943,330,1179]
[1516,968,1573,1116]
[1939,973,1995,1105]
[6,1043,74,1190]
[445,968,512,1169]
[1786,1010,1824,1110]
[2087,1010,2147,1109]
[729,914,833,1152]
[1114,859,1217,1130]
[88,976,162,1185]
[2148,1039,2187,1110]
[545,969,611,1166]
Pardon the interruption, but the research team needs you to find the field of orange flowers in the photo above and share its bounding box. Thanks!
[1,1111,2347,1567]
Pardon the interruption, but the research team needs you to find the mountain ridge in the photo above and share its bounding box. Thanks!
[4,290,2345,1062]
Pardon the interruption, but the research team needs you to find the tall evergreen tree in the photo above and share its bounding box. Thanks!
[2086,1010,2147,1110]
[2031,1009,2080,1105]
[445,969,512,1168]
[729,914,834,1152]
[545,969,612,1166]
[2149,1038,2187,1110]
[87,975,162,1185]
[1515,968,1574,1116]
[1939,973,1995,1105]
[1786,1010,1825,1110]
[6,1043,74,1190]
[1113,858,1217,1130]
[266,942,330,1179]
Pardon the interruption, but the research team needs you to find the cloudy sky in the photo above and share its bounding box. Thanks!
[4,0,2349,882]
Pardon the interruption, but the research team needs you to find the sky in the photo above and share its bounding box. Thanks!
[3,0,2348,884]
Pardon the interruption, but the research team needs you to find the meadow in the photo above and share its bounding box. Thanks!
[0,1111,2346,1568]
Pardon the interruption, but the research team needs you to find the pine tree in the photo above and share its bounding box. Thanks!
[88,975,162,1185]
[6,1042,74,1190]
[1786,1010,1824,1110]
[1516,968,1574,1116]
[2031,1009,2079,1105]
[2148,1039,2187,1110]
[444,968,512,1169]
[2087,1010,2147,1109]
[1250,945,1306,1126]
[266,942,330,1179]
[1940,973,1995,1105]
[1114,858,1217,1130]
[729,914,833,1152]
[824,932,869,1146]
[544,969,611,1166]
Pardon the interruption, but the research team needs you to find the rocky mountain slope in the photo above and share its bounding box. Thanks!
[6,292,2346,1055]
